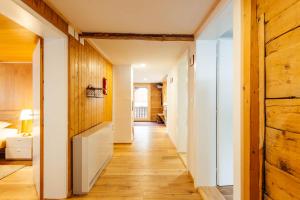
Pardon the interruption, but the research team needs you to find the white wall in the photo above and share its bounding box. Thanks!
[193,40,217,186]
[177,52,189,153]
[167,63,178,147]
[233,0,242,198]
[187,43,197,178]
[113,65,133,143]
[32,40,41,196]
[166,50,189,152]
[0,1,69,199]
[187,0,236,189]
[217,39,233,186]
[44,38,68,199]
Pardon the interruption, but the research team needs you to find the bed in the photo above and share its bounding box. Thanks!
[0,110,21,149]
[0,128,19,149]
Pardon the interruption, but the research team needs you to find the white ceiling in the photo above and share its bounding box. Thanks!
[46,0,217,82]
[91,39,191,83]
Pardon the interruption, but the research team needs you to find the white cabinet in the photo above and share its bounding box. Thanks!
[5,135,32,160]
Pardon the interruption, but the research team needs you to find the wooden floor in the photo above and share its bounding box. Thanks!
[71,124,202,200]
[0,166,38,200]
[217,186,233,200]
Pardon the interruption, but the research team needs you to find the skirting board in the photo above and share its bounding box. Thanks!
[198,186,226,200]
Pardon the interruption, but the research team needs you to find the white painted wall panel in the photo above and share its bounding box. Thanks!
[217,39,233,186]
[166,51,189,152]
[194,40,217,186]
[177,52,189,153]
[32,40,41,196]
[44,38,68,199]
[166,66,178,147]
[113,65,133,143]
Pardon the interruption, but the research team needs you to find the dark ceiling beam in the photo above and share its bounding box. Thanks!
[80,32,195,41]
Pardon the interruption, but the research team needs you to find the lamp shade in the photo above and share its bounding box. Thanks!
[20,109,33,120]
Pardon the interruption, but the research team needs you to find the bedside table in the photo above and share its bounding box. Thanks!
[5,134,32,160]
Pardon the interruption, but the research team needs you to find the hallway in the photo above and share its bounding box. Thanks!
[71,124,202,200]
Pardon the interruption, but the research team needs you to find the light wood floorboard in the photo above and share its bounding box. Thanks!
[70,124,202,199]
[0,166,38,200]
[217,186,233,200]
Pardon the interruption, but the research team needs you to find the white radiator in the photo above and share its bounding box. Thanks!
[73,122,113,195]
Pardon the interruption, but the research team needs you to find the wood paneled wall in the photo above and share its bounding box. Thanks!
[69,37,113,137]
[68,37,113,193]
[162,80,167,105]
[0,14,38,62]
[0,63,32,127]
[150,84,163,121]
[256,0,300,199]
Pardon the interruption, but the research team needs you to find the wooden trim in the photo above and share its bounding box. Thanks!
[20,0,68,35]
[67,35,72,197]
[80,32,194,41]
[258,14,265,200]
[39,37,44,200]
[242,0,261,199]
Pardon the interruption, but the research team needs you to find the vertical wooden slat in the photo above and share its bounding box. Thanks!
[258,14,265,200]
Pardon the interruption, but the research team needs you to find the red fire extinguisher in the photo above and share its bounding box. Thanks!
[103,78,108,95]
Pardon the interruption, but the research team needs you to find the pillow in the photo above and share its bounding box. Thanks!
[0,121,11,129]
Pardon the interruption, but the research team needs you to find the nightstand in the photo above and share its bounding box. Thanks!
[5,134,32,160]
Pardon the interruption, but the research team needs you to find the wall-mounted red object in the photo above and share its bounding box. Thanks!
[102,78,108,95]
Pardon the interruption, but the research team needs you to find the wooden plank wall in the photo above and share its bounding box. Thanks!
[0,63,32,128]
[68,37,113,193]
[150,84,163,121]
[0,63,33,128]
[257,0,300,199]
[162,80,167,105]
[0,63,32,111]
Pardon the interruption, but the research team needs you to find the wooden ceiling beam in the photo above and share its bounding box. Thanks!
[80,32,194,41]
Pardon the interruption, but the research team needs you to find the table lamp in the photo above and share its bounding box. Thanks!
[20,109,33,135]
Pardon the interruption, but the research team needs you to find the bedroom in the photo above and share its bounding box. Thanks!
[0,13,39,199]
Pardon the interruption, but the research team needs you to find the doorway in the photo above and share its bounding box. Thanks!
[0,13,42,200]
[134,85,151,121]
[0,0,69,198]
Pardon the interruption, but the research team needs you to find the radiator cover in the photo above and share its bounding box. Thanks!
[73,122,113,194]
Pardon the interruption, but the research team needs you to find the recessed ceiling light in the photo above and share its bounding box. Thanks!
[143,78,148,81]
[133,63,146,68]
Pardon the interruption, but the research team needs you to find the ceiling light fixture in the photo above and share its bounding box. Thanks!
[133,63,146,68]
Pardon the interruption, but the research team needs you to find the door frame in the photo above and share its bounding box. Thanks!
[0,1,68,199]
[133,84,152,121]
[38,37,44,200]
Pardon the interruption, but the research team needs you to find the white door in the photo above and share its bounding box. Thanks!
[217,39,234,186]
[32,40,41,196]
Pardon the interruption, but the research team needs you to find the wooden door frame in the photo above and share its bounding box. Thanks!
[133,84,152,121]
[241,0,262,199]
[39,37,44,200]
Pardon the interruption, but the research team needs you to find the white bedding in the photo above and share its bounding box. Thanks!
[0,128,18,148]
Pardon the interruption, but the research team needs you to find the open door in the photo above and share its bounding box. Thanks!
[32,39,43,198]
